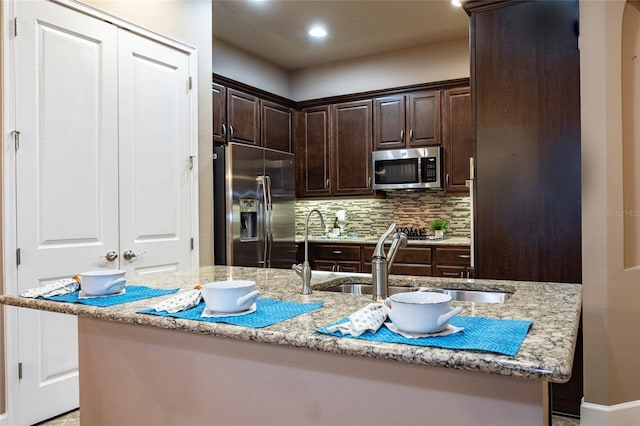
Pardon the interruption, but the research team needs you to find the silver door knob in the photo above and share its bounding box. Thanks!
[123,250,146,261]
[104,250,118,262]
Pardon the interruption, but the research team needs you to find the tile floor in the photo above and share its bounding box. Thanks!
[37,409,580,426]
[35,409,79,426]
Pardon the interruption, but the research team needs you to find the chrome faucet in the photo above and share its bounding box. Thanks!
[292,209,326,295]
[371,223,408,301]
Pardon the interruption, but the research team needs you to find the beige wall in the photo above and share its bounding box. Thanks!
[291,38,470,101]
[214,37,470,102]
[213,37,291,99]
[581,0,640,407]
[85,0,214,266]
[0,1,5,415]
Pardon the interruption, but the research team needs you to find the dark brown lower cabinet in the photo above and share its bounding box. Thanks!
[308,243,469,278]
[469,0,582,417]
[362,245,433,276]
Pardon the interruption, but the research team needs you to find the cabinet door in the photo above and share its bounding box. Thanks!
[373,95,406,150]
[336,261,361,273]
[261,100,293,153]
[298,106,331,197]
[332,100,373,196]
[212,82,226,144]
[315,260,338,272]
[443,87,473,192]
[227,88,260,146]
[407,90,441,147]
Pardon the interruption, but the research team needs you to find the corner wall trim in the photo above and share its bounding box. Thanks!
[581,399,640,425]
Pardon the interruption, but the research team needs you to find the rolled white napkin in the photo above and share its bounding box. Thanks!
[326,303,387,336]
[20,278,79,298]
[151,289,202,313]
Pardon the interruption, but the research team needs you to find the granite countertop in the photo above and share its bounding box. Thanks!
[0,265,581,383]
[296,235,471,246]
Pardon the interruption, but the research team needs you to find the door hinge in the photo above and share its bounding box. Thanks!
[16,248,21,266]
[18,362,23,380]
[14,18,18,37]
[188,76,193,90]
[188,155,194,170]
[190,238,194,250]
[13,131,20,150]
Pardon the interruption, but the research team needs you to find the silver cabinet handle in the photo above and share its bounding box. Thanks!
[123,250,146,261]
[368,176,372,188]
[229,125,234,139]
[409,129,414,141]
[400,129,404,142]
[458,254,471,259]
[331,250,343,255]
[103,251,118,262]
[326,178,330,189]
[446,174,450,186]
[221,123,226,137]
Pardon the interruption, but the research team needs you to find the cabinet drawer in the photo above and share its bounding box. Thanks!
[313,244,361,261]
[434,247,471,266]
[362,245,432,264]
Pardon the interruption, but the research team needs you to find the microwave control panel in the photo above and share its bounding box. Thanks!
[421,157,437,183]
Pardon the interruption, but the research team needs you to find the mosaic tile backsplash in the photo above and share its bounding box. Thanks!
[295,191,471,238]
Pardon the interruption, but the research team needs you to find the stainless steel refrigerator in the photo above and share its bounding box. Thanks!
[214,142,296,268]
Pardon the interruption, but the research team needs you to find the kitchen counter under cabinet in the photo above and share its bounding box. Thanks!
[0,266,581,425]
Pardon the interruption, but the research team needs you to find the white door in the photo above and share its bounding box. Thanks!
[117,31,193,277]
[14,1,118,424]
[13,2,195,424]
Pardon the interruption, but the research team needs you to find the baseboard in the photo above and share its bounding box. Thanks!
[581,398,640,425]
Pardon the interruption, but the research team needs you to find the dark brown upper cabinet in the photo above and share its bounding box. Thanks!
[331,100,373,196]
[297,106,331,197]
[226,88,260,146]
[373,90,441,150]
[213,79,293,153]
[212,82,226,145]
[261,100,293,153]
[297,100,373,198]
[442,86,473,193]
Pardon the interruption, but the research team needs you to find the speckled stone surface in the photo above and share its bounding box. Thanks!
[0,265,581,383]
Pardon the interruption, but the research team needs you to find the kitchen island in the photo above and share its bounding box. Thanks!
[0,265,581,426]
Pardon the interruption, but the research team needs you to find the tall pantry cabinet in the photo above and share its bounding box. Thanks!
[466,0,582,417]
[10,1,197,424]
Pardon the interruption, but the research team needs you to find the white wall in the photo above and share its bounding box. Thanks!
[291,38,470,101]
[213,37,291,99]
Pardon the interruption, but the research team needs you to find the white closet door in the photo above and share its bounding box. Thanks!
[14,1,119,424]
[117,30,193,276]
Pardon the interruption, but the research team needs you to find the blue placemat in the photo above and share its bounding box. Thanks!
[46,286,179,307]
[317,316,533,357]
[138,298,324,328]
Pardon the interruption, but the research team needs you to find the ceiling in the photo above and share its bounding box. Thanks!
[213,0,470,70]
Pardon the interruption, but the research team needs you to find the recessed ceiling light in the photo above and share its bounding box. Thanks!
[308,25,327,38]
[451,0,462,6]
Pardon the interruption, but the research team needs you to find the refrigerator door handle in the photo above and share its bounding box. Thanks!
[265,175,274,268]
[257,176,269,268]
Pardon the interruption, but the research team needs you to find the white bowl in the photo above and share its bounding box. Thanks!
[201,280,260,313]
[384,291,463,334]
[79,270,126,296]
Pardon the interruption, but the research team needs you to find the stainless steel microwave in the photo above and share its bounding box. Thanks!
[371,147,442,190]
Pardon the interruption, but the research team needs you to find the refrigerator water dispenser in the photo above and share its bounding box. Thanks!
[239,198,258,241]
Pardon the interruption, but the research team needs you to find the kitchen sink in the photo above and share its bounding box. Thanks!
[323,283,422,296]
[317,281,511,303]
